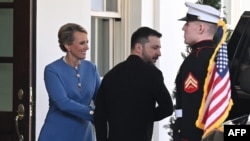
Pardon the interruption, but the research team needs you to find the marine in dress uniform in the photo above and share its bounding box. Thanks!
[173,2,221,141]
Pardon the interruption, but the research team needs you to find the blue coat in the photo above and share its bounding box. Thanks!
[38,57,101,141]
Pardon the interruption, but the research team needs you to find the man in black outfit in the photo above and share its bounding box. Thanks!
[94,27,173,141]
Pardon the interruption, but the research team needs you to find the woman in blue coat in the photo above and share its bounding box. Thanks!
[38,23,101,141]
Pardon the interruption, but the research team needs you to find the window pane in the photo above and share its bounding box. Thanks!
[91,0,118,12]
[0,9,13,57]
[91,17,110,76]
[106,0,117,12]
[0,63,13,111]
[91,0,103,11]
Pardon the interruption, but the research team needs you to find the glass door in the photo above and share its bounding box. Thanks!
[0,0,36,140]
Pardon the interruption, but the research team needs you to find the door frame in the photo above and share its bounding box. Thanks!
[13,0,36,140]
[0,0,36,140]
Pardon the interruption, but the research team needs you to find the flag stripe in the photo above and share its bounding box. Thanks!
[205,76,231,129]
[201,69,231,126]
[196,20,234,138]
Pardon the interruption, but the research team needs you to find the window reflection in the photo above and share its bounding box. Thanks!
[0,63,13,111]
[91,0,118,12]
[0,9,13,57]
[92,0,103,11]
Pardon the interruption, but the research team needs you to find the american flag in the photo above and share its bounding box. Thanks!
[196,43,233,137]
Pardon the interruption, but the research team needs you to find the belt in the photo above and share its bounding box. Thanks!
[175,109,182,118]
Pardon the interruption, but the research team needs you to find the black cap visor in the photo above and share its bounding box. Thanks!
[178,13,199,21]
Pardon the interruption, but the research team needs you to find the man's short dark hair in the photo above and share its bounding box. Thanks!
[131,27,162,49]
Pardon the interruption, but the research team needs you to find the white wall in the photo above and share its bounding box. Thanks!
[157,1,197,140]
[225,0,250,29]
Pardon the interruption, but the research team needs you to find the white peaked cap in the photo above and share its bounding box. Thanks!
[179,2,220,24]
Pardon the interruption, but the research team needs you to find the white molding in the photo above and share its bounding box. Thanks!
[226,0,241,30]
[91,11,121,18]
[122,0,131,57]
